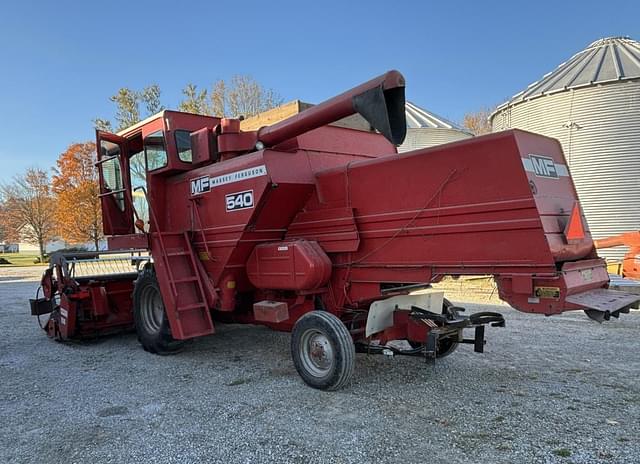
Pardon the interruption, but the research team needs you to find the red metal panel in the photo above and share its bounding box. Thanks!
[287,207,360,252]
[246,240,331,290]
[88,286,109,316]
[311,130,556,272]
[107,233,148,250]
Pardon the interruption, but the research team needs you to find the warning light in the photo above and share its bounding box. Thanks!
[565,202,585,241]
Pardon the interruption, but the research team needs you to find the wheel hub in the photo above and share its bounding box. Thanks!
[309,334,333,369]
[140,286,164,334]
[300,330,334,376]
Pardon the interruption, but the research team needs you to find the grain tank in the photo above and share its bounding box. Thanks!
[491,37,640,261]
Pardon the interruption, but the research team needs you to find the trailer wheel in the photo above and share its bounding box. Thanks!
[291,311,355,391]
[409,298,460,357]
[436,298,460,358]
[435,332,460,358]
[133,269,184,355]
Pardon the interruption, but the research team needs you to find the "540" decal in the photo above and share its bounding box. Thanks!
[225,190,254,212]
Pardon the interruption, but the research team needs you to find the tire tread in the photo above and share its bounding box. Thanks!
[291,311,355,391]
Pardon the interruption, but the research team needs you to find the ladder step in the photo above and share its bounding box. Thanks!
[176,303,208,312]
[173,277,198,284]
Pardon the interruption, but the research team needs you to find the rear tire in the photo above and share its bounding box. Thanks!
[133,268,184,355]
[291,311,355,391]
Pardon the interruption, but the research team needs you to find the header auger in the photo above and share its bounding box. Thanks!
[31,71,640,390]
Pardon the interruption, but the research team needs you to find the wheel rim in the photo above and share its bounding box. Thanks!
[139,285,164,334]
[438,337,457,355]
[299,329,334,377]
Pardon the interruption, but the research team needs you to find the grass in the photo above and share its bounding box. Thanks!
[553,448,572,458]
[226,378,250,386]
[0,252,44,267]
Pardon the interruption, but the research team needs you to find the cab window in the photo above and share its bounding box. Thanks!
[100,140,125,211]
[129,150,149,232]
[144,131,167,170]
[175,130,192,162]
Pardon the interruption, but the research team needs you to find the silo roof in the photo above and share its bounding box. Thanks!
[494,36,640,112]
[405,101,469,132]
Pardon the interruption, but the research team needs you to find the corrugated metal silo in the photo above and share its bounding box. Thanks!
[398,102,472,152]
[490,37,640,261]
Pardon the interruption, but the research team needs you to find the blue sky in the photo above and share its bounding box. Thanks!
[0,0,638,182]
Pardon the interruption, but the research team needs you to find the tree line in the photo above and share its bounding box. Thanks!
[0,77,282,261]
[94,76,283,132]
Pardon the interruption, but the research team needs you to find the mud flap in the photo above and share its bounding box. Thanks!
[565,289,640,322]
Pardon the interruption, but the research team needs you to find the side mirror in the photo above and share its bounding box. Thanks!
[190,127,218,165]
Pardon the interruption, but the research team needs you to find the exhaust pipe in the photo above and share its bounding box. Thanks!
[257,70,406,147]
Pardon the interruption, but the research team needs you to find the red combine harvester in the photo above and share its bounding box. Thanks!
[31,71,639,390]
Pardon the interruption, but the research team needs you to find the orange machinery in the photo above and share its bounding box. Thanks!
[595,231,640,280]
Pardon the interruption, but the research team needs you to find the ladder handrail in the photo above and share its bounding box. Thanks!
[182,231,209,312]
[133,186,178,300]
[189,198,213,261]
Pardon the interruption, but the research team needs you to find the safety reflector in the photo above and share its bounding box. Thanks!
[565,202,585,241]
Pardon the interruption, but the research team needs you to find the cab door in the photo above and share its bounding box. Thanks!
[96,131,134,235]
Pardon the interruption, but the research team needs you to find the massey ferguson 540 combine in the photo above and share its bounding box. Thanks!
[31,71,639,390]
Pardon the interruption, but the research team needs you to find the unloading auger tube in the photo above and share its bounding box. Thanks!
[29,69,640,391]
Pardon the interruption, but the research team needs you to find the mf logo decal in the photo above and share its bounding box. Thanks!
[522,155,569,179]
[529,154,558,178]
[191,176,210,195]
[190,165,267,196]
[226,190,254,212]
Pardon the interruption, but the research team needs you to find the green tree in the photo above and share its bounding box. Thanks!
[226,75,281,118]
[93,118,113,132]
[178,84,209,115]
[179,75,282,118]
[141,84,164,115]
[111,87,140,130]
[210,80,227,117]
[94,84,165,132]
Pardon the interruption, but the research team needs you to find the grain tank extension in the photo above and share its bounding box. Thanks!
[31,70,640,390]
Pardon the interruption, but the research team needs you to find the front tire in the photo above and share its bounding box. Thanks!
[291,311,355,391]
[132,268,184,355]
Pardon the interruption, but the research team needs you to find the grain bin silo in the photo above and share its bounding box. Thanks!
[490,36,640,261]
[398,101,472,152]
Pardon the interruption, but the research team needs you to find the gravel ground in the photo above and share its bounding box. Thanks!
[1,267,639,463]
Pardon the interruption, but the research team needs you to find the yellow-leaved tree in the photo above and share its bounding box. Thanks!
[52,142,103,251]
[462,108,493,136]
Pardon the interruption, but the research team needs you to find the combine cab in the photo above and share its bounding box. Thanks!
[32,71,640,390]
